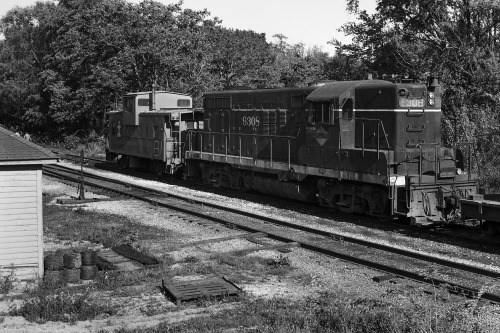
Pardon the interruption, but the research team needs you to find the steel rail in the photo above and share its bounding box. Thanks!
[43,165,500,303]
[58,157,500,252]
[44,164,500,281]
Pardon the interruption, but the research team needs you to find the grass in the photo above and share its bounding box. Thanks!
[107,288,500,333]
[43,195,172,249]
[169,252,296,284]
[21,183,498,331]
[9,281,115,324]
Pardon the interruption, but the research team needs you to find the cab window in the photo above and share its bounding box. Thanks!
[313,102,331,124]
[341,98,353,120]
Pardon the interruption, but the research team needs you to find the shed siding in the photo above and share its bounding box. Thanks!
[0,169,42,280]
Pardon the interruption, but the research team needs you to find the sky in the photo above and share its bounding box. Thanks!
[0,0,376,54]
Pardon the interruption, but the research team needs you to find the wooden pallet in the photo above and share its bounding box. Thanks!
[162,277,241,306]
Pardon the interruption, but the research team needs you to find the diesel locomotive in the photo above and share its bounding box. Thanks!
[106,78,478,225]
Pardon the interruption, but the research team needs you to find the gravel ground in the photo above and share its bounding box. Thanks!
[2,160,500,332]
[60,160,500,274]
[40,171,390,300]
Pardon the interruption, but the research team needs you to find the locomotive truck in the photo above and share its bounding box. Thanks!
[106,78,478,226]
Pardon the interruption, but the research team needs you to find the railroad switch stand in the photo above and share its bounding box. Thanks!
[77,150,85,200]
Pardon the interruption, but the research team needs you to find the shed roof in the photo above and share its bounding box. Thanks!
[0,126,57,165]
[306,80,390,102]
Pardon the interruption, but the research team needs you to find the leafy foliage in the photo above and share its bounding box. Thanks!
[0,268,18,295]
[3,0,500,188]
[338,0,500,190]
[0,0,350,140]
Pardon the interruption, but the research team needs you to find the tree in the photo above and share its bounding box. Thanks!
[0,0,222,136]
[0,1,57,134]
[339,0,500,189]
[209,28,276,89]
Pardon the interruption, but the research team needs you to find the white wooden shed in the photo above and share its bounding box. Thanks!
[0,126,57,281]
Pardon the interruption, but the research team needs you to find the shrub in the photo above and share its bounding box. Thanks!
[84,130,106,157]
[62,135,80,150]
[0,269,18,295]
[267,255,291,268]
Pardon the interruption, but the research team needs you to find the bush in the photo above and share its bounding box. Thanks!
[267,255,291,268]
[0,269,18,295]
[63,135,80,150]
[84,130,106,157]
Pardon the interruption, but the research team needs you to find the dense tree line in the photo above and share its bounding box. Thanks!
[338,0,500,188]
[0,0,352,139]
[1,0,499,186]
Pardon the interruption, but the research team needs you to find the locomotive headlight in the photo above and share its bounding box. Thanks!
[428,92,435,106]
[456,168,462,175]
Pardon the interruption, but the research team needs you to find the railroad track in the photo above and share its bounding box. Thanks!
[59,152,500,257]
[43,163,500,304]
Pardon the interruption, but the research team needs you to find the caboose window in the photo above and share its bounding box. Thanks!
[177,99,191,107]
[153,125,158,139]
[138,98,149,107]
[123,97,135,113]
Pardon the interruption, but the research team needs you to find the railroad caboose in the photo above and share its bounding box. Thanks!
[106,90,200,175]
[184,79,478,225]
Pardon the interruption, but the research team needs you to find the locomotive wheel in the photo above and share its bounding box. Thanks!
[118,156,129,169]
[152,161,166,176]
[483,221,499,235]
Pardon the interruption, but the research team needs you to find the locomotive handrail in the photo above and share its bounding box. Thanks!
[357,118,391,158]
[415,142,440,184]
[185,128,302,140]
[455,141,474,181]
[185,129,296,169]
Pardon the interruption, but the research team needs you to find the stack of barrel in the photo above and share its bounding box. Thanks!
[44,249,98,284]
[80,250,98,280]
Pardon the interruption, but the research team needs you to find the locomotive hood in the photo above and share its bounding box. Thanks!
[306,80,389,103]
